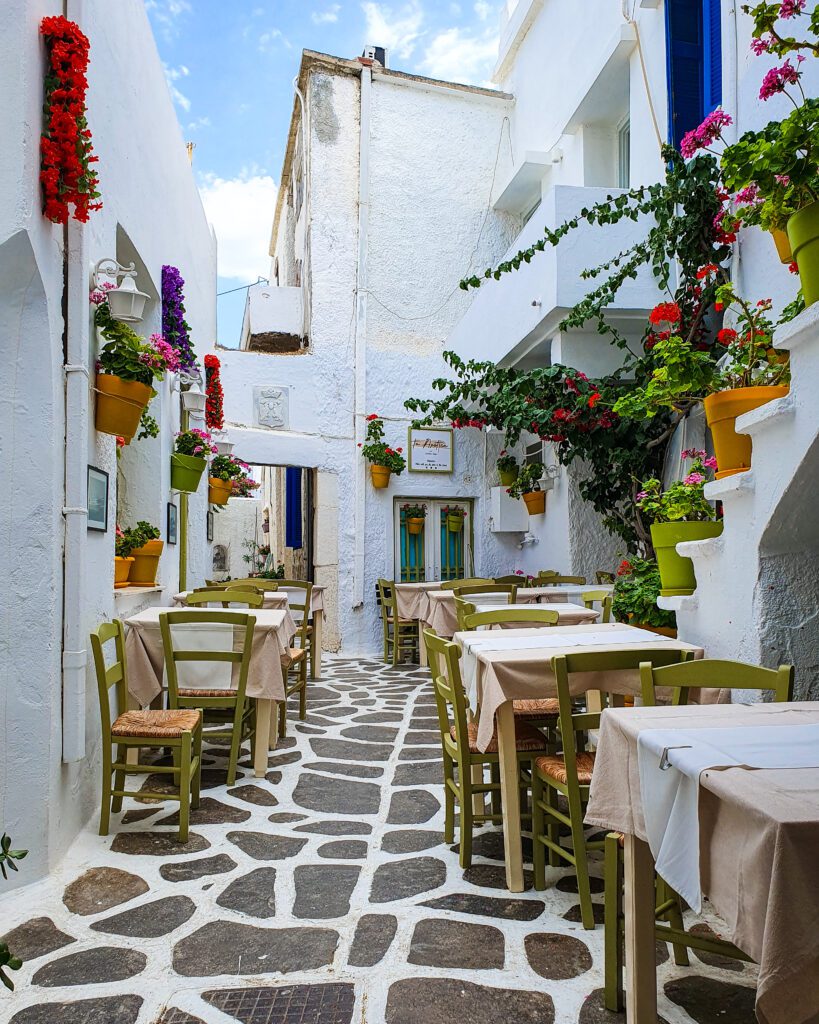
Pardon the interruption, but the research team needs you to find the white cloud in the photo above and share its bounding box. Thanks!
[361,1,424,59]
[474,0,492,20]
[146,0,192,39]
[258,27,291,51]
[187,115,211,130]
[162,63,191,111]
[312,4,341,23]
[418,25,497,84]
[199,173,279,282]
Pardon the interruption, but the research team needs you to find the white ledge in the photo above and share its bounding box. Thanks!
[736,393,795,435]
[657,594,698,613]
[676,537,724,559]
[771,300,819,352]
[704,473,754,501]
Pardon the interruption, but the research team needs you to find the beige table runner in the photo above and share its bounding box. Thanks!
[174,591,288,610]
[394,581,443,620]
[586,701,819,1024]
[124,606,298,706]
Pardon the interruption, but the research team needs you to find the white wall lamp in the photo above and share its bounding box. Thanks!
[213,433,235,455]
[93,258,151,323]
[180,380,207,418]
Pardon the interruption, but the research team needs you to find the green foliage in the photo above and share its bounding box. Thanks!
[210,454,249,481]
[611,558,676,630]
[496,450,518,473]
[637,452,717,524]
[174,428,217,457]
[742,2,819,58]
[1,832,27,991]
[613,331,717,420]
[115,520,160,558]
[506,462,544,499]
[95,303,165,393]
[401,502,427,518]
[137,409,159,441]
[360,415,406,474]
[241,540,281,575]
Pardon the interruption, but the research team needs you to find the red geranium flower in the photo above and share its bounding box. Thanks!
[649,302,682,326]
[717,328,738,346]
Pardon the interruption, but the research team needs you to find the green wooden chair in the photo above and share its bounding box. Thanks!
[596,570,616,585]
[424,628,550,869]
[581,589,612,623]
[452,582,518,603]
[532,648,690,929]
[453,596,477,633]
[90,619,202,843]
[275,580,318,680]
[160,610,256,786]
[494,574,530,587]
[185,588,264,608]
[603,657,794,1010]
[440,577,493,590]
[377,579,419,664]
[224,578,280,592]
[536,571,587,585]
[461,606,560,631]
[277,582,311,737]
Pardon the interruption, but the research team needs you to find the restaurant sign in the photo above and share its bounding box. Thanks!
[408,427,454,473]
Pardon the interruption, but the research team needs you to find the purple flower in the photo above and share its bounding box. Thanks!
[162,265,199,373]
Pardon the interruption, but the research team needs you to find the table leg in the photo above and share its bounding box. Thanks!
[254,699,273,777]
[496,700,524,892]
[418,621,428,667]
[311,616,323,680]
[268,701,279,753]
[624,834,658,1023]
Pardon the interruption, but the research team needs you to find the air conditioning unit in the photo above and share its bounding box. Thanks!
[362,45,388,67]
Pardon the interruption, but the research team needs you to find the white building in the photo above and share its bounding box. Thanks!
[0,1,216,885]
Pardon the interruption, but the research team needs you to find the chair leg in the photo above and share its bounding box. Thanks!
[298,661,307,720]
[191,726,202,810]
[111,744,127,813]
[604,835,625,1012]
[178,732,192,843]
[99,749,112,837]
[443,757,456,844]
[490,762,502,816]
[226,703,245,787]
[171,746,181,788]
[532,770,546,889]
[545,783,561,867]
[567,786,595,930]
[459,791,473,870]
[278,698,287,738]
[658,877,690,966]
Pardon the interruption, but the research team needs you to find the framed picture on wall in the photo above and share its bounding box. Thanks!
[87,466,109,532]
[167,502,178,545]
[408,426,454,473]
[207,511,214,542]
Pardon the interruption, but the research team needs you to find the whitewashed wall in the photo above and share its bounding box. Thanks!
[0,0,216,887]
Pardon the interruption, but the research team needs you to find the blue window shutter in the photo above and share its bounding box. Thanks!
[703,0,723,112]
[285,467,303,549]
[666,0,704,149]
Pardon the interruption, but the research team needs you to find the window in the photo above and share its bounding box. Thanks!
[665,0,722,150]
[618,118,630,188]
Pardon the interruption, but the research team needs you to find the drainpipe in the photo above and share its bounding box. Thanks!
[61,0,89,762]
[178,406,190,591]
[293,76,312,340]
[352,60,372,610]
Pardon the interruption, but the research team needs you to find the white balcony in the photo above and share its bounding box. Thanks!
[240,283,305,353]
[447,185,663,372]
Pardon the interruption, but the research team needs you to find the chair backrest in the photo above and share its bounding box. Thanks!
[454,597,477,632]
[276,579,313,643]
[462,606,560,631]
[552,648,691,785]
[537,572,587,585]
[184,588,264,608]
[581,589,612,623]
[452,582,518,602]
[494,574,528,586]
[440,577,493,590]
[160,610,256,703]
[376,578,396,623]
[224,578,281,593]
[596,570,616,585]
[423,628,471,767]
[640,658,794,707]
[90,619,128,744]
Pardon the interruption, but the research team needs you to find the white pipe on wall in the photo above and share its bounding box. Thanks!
[293,76,312,339]
[352,63,372,610]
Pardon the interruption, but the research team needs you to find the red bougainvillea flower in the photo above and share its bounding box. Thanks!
[695,263,719,280]
[588,392,601,408]
[204,353,224,430]
[39,16,102,224]
[649,302,682,326]
[717,328,738,346]
[366,413,379,421]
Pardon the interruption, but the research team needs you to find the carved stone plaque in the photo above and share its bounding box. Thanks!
[254,386,290,430]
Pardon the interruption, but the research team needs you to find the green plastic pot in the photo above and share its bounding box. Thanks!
[787,200,819,306]
[446,514,465,533]
[651,520,723,597]
[171,453,207,493]
[498,467,518,487]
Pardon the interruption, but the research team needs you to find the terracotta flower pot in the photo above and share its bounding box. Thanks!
[171,453,207,493]
[446,514,465,532]
[129,539,164,586]
[95,373,152,442]
[208,477,233,505]
[370,465,391,489]
[523,490,546,515]
[704,386,790,479]
[787,200,819,305]
[628,617,678,639]
[114,556,134,588]
[770,227,793,264]
[499,467,518,487]
[406,517,425,535]
[651,520,723,597]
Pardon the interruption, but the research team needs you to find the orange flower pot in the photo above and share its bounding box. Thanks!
[370,465,391,489]
[114,556,134,588]
[629,619,678,639]
[523,490,546,515]
[208,477,233,505]
[129,539,163,586]
[770,228,793,264]
[406,517,425,535]
[704,386,790,479]
[95,373,152,442]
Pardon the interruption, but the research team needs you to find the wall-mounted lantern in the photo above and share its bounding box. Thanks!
[181,380,207,418]
[93,258,151,323]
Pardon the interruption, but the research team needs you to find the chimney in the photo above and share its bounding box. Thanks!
[361,45,388,68]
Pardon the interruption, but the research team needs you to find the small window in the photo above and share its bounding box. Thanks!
[618,119,630,189]
[525,440,545,465]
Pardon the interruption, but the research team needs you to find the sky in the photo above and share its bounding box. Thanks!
[145,0,505,346]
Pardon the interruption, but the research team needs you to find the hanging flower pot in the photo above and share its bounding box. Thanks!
[770,227,793,264]
[406,517,425,535]
[129,539,164,586]
[94,374,152,441]
[499,468,518,487]
[523,490,546,515]
[651,521,724,597]
[787,200,819,305]
[704,386,789,479]
[370,465,391,489]
[114,556,134,588]
[171,453,207,492]
[208,477,233,505]
[446,514,465,532]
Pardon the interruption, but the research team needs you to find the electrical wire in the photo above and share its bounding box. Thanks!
[217,277,268,297]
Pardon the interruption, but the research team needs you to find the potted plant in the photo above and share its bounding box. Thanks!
[92,290,179,442]
[124,521,163,586]
[114,526,135,588]
[507,462,546,515]
[497,449,519,487]
[209,454,247,505]
[171,428,217,493]
[232,468,260,497]
[442,505,467,532]
[636,450,723,597]
[360,414,406,488]
[611,557,677,636]
[402,502,427,534]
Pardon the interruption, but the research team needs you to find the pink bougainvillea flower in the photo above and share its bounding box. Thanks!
[735,183,761,205]
[681,448,707,459]
[759,60,801,101]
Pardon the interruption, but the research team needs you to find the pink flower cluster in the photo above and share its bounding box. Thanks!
[734,183,761,205]
[780,0,805,18]
[682,448,718,471]
[683,472,705,486]
[759,59,801,101]
[89,281,116,306]
[139,333,180,374]
[751,35,774,54]
[680,109,732,159]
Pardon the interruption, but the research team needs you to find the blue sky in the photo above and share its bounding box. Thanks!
[145,0,504,346]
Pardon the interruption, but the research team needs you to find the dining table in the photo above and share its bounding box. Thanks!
[452,621,703,891]
[585,700,819,1024]
[173,584,326,679]
[124,605,298,777]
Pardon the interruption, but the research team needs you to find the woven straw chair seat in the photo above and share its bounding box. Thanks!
[513,697,559,718]
[535,751,596,785]
[178,687,237,698]
[453,720,547,754]
[111,708,201,739]
[286,647,307,663]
